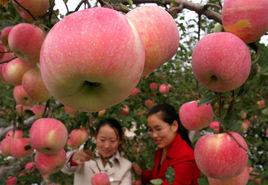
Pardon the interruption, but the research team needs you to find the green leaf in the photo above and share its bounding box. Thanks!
[198,93,218,105]
[150,178,163,185]
[165,166,175,184]
[256,43,268,67]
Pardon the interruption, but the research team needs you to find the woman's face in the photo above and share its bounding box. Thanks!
[96,125,120,158]
[147,113,178,148]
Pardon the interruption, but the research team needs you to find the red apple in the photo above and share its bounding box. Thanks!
[30,118,68,154]
[91,172,110,185]
[12,0,49,21]
[209,121,221,133]
[30,104,46,118]
[149,82,158,90]
[5,176,17,185]
[0,137,12,156]
[120,104,130,116]
[13,85,34,106]
[126,5,179,76]
[0,43,5,59]
[40,7,144,112]
[144,99,155,109]
[35,149,67,175]
[192,32,251,92]
[159,83,170,94]
[0,26,13,47]
[2,58,32,85]
[130,87,141,96]
[194,132,248,179]
[222,0,268,43]
[25,161,35,171]
[11,137,33,158]
[8,23,46,64]
[5,129,24,138]
[208,165,252,185]
[257,100,265,109]
[179,100,214,130]
[241,119,251,131]
[67,128,89,149]
[22,68,50,103]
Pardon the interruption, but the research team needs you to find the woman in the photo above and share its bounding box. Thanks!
[62,118,132,185]
[132,103,200,185]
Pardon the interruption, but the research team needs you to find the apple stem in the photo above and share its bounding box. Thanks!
[13,0,37,21]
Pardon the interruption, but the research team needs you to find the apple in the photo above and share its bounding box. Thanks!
[159,83,170,94]
[194,132,248,179]
[40,7,145,112]
[25,161,35,171]
[209,121,221,133]
[5,129,24,138]
[12,0,49,21]
[241,119,251,131]
[2,58,32,85]
[64,105,78,117]
[0,137,12,156]
[91,172,110,185]
[0,26,13,47]
[5,176,17,185]
[22,68,50,103]
[130,87,141,96]
[35,149,67,175]
[222,0,268,43]
[208,165,252,185]
[192,32,251,92]
[179,100,214,130]
[8,23,46,64]
[30,104,46,118]
[67,128,89,149]
[257,99,265,109]
[13,85,34,106]
[126,5,179,76]
[11,137,33,158]
[0,43,5,59]
[120,104,130,116]
[30,118,68,154]
[144,99,155,109]
[149,82,158,90]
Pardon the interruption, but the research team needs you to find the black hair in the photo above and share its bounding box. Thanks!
[147,103,192,147]
[96,118,124,142]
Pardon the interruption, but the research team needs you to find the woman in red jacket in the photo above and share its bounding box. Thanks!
[132,103,200,185]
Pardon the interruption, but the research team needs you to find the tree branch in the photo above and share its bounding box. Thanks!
[0,56,17,64]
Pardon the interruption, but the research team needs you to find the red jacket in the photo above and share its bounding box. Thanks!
[142,134,200,185]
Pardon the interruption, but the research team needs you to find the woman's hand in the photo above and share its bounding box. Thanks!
[72,149,92,164]
[132,162,142,176]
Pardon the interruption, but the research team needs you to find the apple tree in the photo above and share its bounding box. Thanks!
[0,0,268,184]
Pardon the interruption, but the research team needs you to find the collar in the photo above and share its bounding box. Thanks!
[95,150,121,167]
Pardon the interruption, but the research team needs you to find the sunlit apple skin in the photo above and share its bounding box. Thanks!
[192,32,251,92]
[40,7,145,112]
[194,132,248,179]
[222,0,268,43]
[126,5,179,76]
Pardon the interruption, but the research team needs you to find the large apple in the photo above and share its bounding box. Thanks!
[194,132,248,179]
[40,7,145,112]
[8,23,46,64]
[35,149,67,175]
[22,68,50,103]
[30,118,68,154]
[126,5,179,76]
[10,137,33,158]
[2,58,32,85]
[12,0,49,21]
[192,32,251,92]
[179,100,214,130]
[222,0,268,43]
[208,165,252,185]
